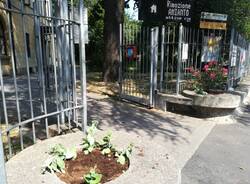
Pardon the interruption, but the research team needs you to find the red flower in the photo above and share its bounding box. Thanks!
[208,61,217,67]
[192,71,200,77]
[222,68,228,76]
[209,72,216,80]
[204,65,209,72]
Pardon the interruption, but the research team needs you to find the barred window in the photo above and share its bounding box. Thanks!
[0,21,7,55]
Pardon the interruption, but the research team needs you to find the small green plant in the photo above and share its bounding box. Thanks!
[84,167,102,184]
[115,143,133,165]
[41,144,76,174]
[82,121,98,154]
[98,132,113,155]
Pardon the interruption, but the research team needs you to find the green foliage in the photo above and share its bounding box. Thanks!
[115,143,133,165]
[98,132,113,155]
[188,61,228,94]
[82,121,98,154]
[84,0,104,71]
[84,168,102,184]
[42,144,77,174]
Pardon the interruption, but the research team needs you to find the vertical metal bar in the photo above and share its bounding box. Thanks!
[176,24,183,95]
[146,27,150,99]
[128,24,132,96]
[5,0,23,150]
[166,26,170,92]
[138,25,142,98]
[0,131,7,184]
[34,2,49,138]
[20,0,35,143]
[70,0,77,124]
[153,27,159,94]
[195,29,200,70]
[191,28,195,68]
[49,0,60,134]
[0,55,12,157]
[200,29,205,71]
[142,26,145,97]
[160,25,165,92]
[228,28,235,90]
[63,20,71,129]
[171,26,176,81]
[119,23,123,97]
[150,28,155,107]
[149,27,158,107]
[79,0,87,133]
[132,24,136,97]
[135,24,139,98]
[56,19,65,126]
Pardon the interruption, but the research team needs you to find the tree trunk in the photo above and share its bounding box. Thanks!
[103,0,124,82]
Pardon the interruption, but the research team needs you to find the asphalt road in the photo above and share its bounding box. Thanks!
[182,103,250,184]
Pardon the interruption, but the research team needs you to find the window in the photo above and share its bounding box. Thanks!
[0,21,7,55]
[25,33,31,58]
[24,0,31,6]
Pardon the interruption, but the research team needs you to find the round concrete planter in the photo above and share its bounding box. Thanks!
[183,90,241,109]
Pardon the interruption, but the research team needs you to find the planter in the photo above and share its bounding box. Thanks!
[183,90,241,109]
[57,149,129,184]
[207,89,225,94]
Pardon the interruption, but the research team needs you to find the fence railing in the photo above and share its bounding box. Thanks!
[0,0,87,182]
[119,22,250,106]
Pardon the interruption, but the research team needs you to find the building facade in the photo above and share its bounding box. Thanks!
[0,0,36,75]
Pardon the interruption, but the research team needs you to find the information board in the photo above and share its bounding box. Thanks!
[139,0,193,23]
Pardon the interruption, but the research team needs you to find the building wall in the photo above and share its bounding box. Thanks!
[0,0,36,75]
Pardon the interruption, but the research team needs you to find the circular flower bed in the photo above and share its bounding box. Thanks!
[57,149,129,184]
[41,121,133,184]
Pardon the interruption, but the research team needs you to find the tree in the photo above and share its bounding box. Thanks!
[103,0,125,82]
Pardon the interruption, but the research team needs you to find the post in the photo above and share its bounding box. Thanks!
[228,28,235,90]
[176,24,183,95]
[150,27,159,107]
[118,24,123,97]
[79,0,87,133]
[160,25,165,92]
[0,131,7,184]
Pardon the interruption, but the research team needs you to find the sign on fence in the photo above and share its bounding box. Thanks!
[139,0,193,23]
[200,21,227,30]
[201,12,228,22]
[182,43,189,60]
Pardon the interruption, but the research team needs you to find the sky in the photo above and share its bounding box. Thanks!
[125,0,138,20]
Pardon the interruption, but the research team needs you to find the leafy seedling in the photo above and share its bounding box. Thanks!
[82,121,98,154]
[99,132,113,155]
[41,144,77,174]
[84,168,102,184]
[115,143,133,165]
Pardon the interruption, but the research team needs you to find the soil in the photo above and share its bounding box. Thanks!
[57,149,129,184]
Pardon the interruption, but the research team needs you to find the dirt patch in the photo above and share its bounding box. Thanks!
[57,149,129,184]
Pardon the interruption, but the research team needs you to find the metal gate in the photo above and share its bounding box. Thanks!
[0,0,88,182]
[119,23,159,107]
[119,22,237,107]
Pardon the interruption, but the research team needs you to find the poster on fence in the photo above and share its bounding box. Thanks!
[182,43,189,60]
[239,48,246,77]
[201,35,222,62]
[231,45,237,67]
